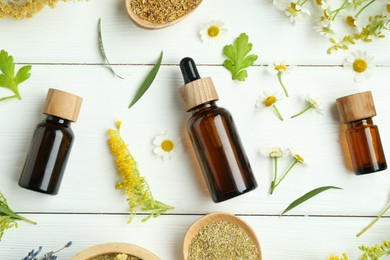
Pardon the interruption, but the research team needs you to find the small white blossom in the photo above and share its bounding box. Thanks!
[343,50,375,83]
[153,132,182,161]
[199,20,227,45]
[262,147,284,158]
[288,148,305,163]
[267,61,294,75]
[305,94,324,114]
[285,2,311,23]
[256,91,283,108]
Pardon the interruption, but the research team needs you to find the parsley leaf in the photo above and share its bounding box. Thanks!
[223,33,258,81]
[0,50,32,102]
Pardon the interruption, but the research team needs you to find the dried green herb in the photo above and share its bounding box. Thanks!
[98,18,123,79]
[188,220,260,260]
[281,186,342,216]
[0,50,31,102]
[357,200,390,238]
[0,191,36,241]
[128,51,163,109]
[223,33,258,81]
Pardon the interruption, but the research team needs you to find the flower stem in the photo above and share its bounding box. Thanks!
[355,0,376,18]
[275,160,298,188]
[270,157,278,195]
[18,215,37,225]
[356,202,390,237]
[272,105,284,121]
[331,0,349,21]
[291,105,312,118]
[277,71,289,97]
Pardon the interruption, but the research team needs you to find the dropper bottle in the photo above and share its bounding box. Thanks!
[179,57,257,202]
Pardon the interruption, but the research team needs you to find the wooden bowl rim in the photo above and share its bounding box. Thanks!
[182,212,262,260]
[71,242,160,260]
[125,0,203,30]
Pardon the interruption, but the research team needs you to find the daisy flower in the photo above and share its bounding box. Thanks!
[314,18,334,38]
[288,148,305,163]
[345,16,362,31]
[343,50,374,82]
[153,133,182,161]
[256,91,284,121]
[291,94,324,118]
[261,146,284,158]
[285,2,311,23]
[199,20,227,45]
[267,61,293,97]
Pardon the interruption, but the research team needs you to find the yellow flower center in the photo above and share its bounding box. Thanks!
[353,59,367,73]
[264,96,277,107]
[161,140,174,152]
[324,10,331,20]
[316,0,322,5]
[345,16,356,27]
[290,3,300,12]
[387,4,390,13]
[207,26,220,37]
[295,154,304,163]
[274,65,287,72]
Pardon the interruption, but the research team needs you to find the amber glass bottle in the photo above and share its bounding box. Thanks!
[19,89,83,195]
[336,91,386,175]
[179,57,257,202]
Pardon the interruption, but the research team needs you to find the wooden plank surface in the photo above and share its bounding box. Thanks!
[0,0,389,259]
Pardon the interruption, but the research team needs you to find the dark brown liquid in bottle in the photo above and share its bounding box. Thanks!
[19,115,74,195]
[346,118,386,175]
[188,102,257,202]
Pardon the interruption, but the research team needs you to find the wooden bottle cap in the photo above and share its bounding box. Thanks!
[336,91,376,123]
[43,88,83,122]
[178,77,219,111]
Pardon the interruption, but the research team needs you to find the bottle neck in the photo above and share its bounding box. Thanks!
[347,118,373,128]
[45,115,72,127]
[190,101,217,115]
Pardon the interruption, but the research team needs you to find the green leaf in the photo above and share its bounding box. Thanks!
[280,186,342,216]
[0,50,31,101]
[223,33,258,81]
[98,18,124,79]
[128,51,163,109]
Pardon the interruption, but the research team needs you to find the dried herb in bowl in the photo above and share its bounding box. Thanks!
[129,0,202,24]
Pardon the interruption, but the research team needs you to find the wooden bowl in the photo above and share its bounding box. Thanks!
[71,243,160,260]
[125,0,202,30]
[183,212,262,260]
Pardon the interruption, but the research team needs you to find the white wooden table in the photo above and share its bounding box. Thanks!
[0,0,389,259]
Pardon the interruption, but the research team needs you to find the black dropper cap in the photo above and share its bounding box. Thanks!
[180,57,201,84]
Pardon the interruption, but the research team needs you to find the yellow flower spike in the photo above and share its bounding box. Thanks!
[107,121,173,223]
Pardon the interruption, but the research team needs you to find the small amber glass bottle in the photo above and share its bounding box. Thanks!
[336,91,386,175]
[19,88,83,195]
[179,57,257,202]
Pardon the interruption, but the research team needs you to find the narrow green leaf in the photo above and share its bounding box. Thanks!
[280,186,342,216]
[98,18,124,79]
[128,51,163,109]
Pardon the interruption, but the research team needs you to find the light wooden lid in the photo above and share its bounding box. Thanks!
[336,91,376,123]
[178,77,219,111]
[43,88,83,122]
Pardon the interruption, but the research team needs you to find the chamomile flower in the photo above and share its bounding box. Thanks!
[285,2,311,23]
[256,91,284,121]
[384,3,390,15]
[291,94,324,118]
[267,61,293,97]
[314,19,334,38]
[343,50,374,82]
[199,20,227,45]
[261,146,285,158]
[288,148,305,163]
[345,16,362,31]
[153,133,182,161]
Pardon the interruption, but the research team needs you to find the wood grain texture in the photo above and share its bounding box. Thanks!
[0,0,389,258]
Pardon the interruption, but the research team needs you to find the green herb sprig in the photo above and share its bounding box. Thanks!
[128,51,163,109]
[98,18,124,79]
[0,50,31,102]
[281,186,342,216]
[0,191,37,241]
[223,33,258,81]
[357,199,390,238]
